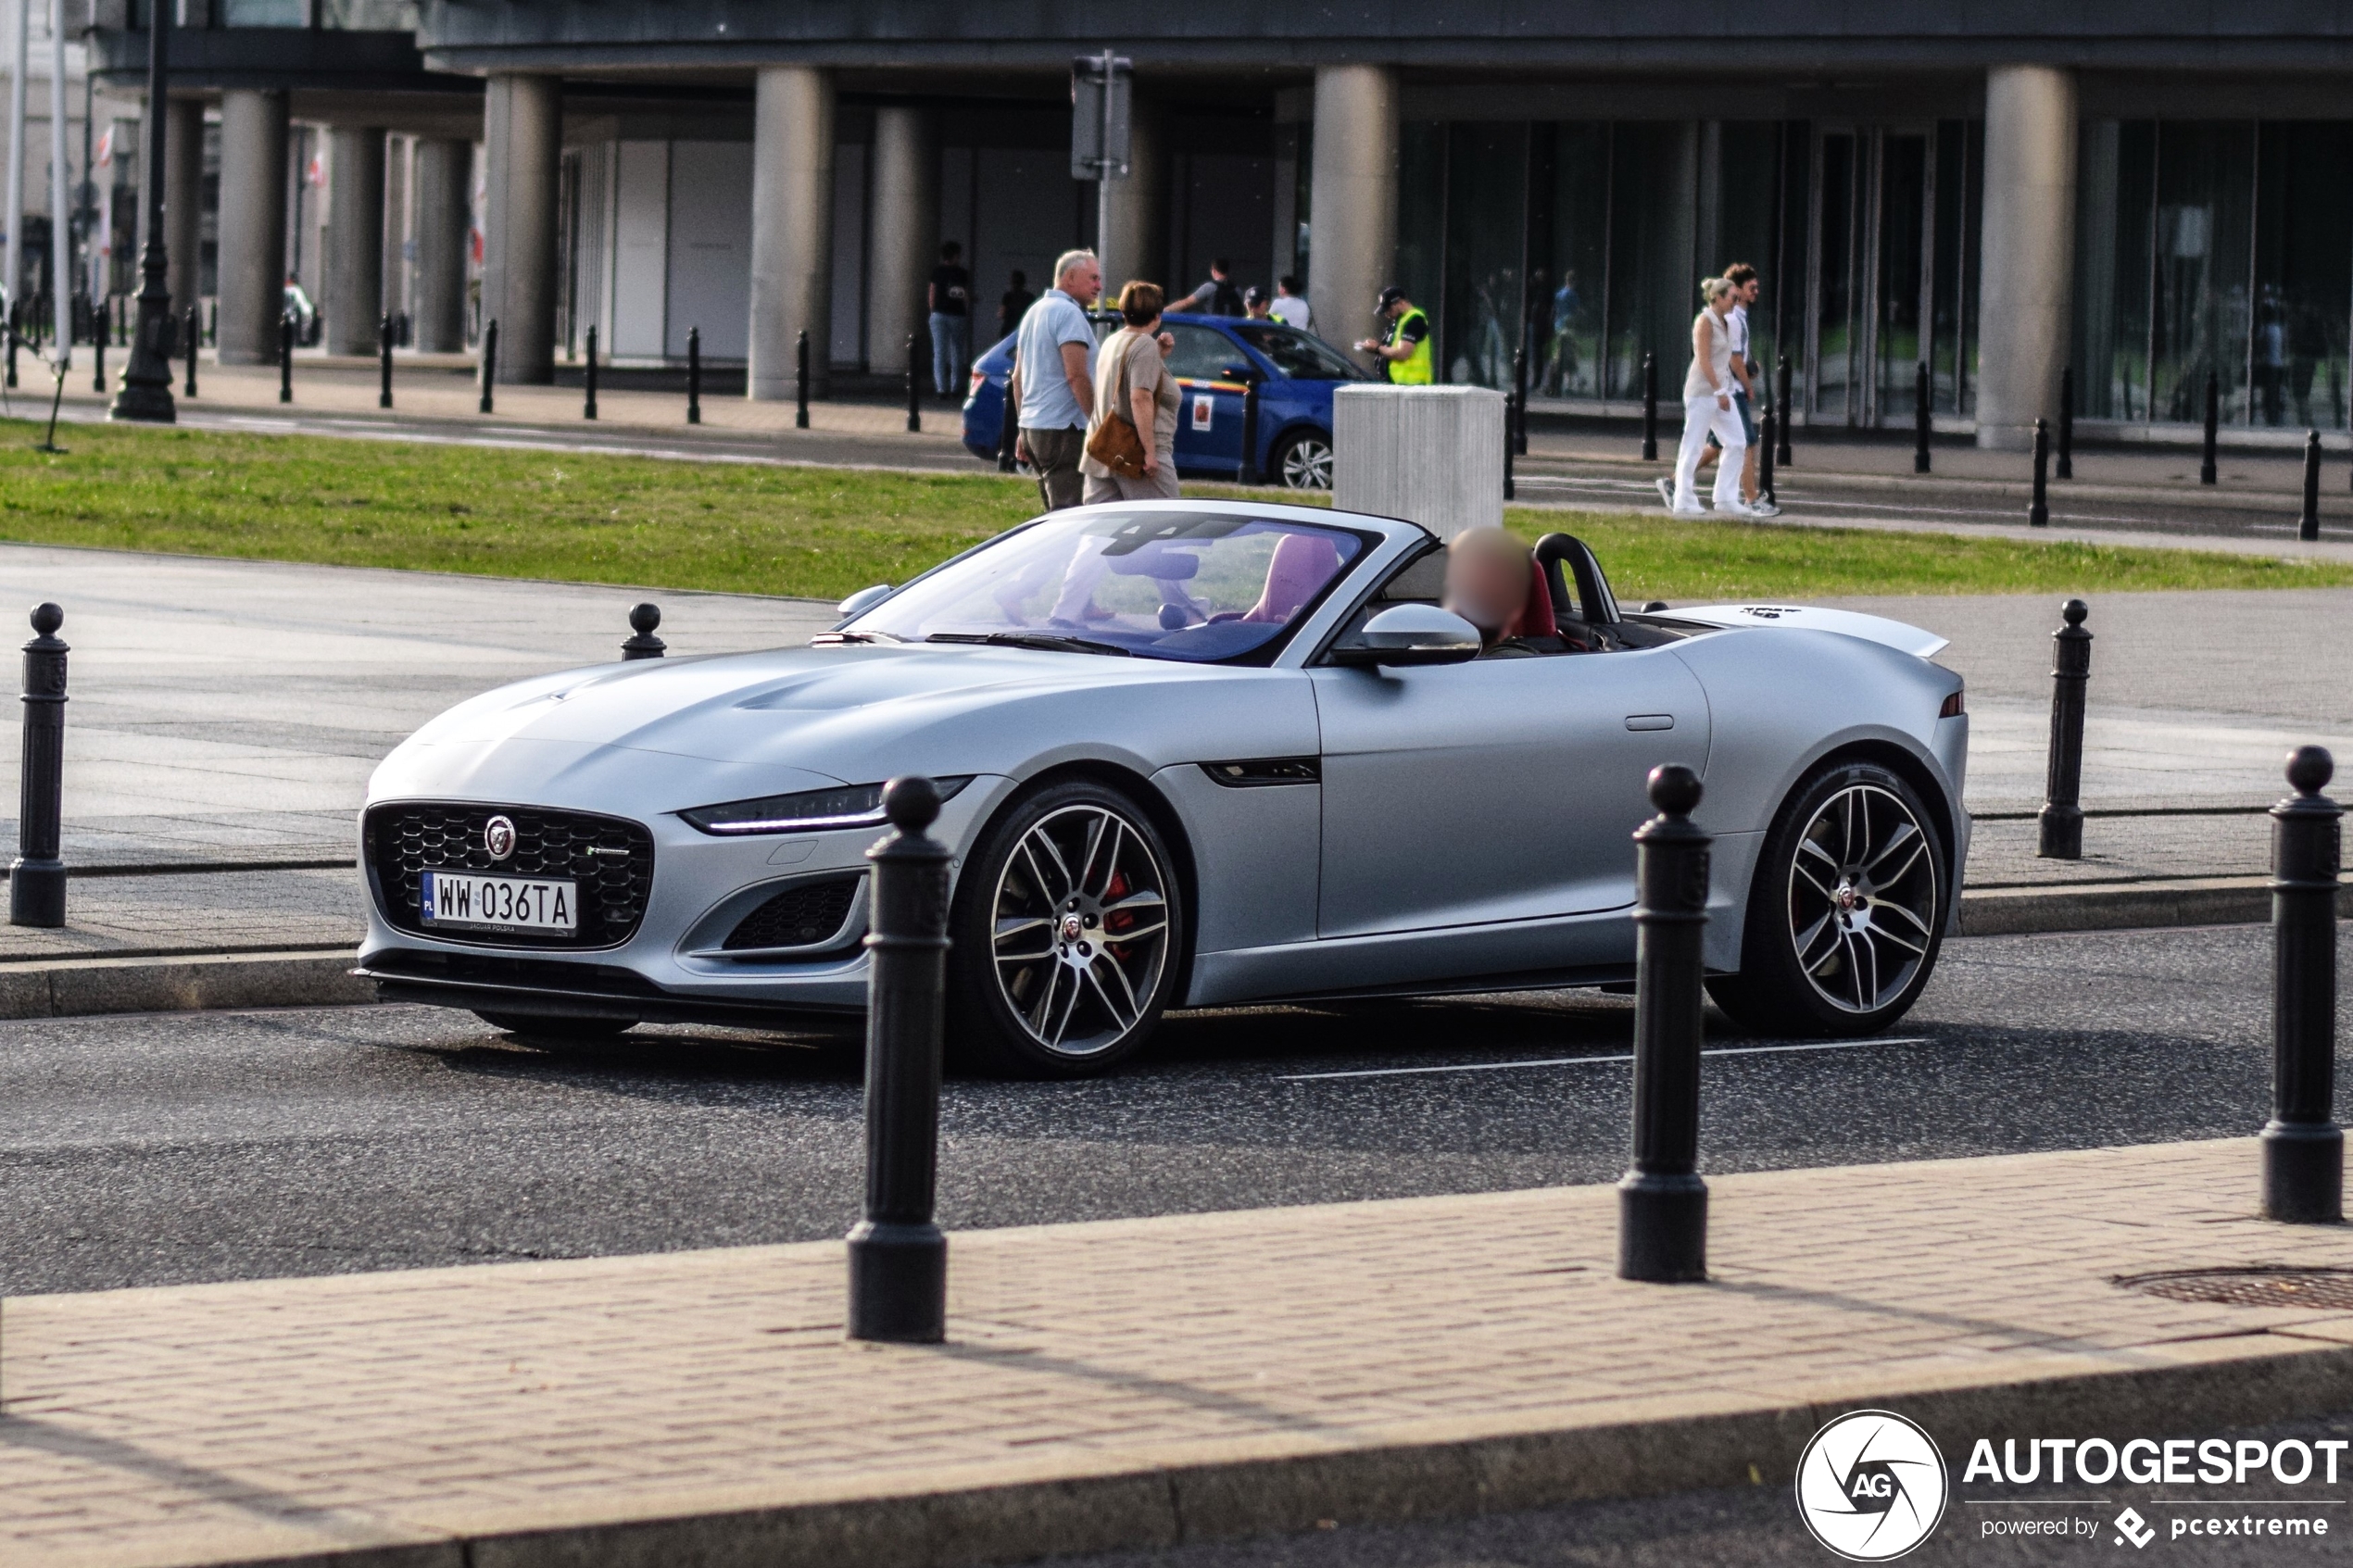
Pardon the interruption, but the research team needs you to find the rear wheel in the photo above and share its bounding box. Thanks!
[948,779,1183,1077]
[1273,430,1334,491]
[473,1010,637,1041]
[1706,760,1947,1038]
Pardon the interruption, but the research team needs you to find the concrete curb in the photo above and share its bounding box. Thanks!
[1958,874,2353,936]
[194,1338,2353,1568]
[0,947,371,1020]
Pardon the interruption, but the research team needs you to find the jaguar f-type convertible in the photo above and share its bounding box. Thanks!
[359,500,1969,1076]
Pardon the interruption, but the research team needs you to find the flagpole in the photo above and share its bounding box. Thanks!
[5,0,26,316]
[45,0,67,365]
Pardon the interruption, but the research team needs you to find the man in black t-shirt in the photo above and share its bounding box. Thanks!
[1172,258,1247,318]
[927,241,973,397]
[998,270,1036,339]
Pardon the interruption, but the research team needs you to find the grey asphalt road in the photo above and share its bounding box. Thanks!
[3,922,2335,1298]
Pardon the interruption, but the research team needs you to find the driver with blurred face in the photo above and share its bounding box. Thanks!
[1441,527,1529,649]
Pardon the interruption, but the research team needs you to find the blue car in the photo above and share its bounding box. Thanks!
[961,311,1367,489]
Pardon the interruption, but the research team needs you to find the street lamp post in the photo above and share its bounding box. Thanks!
[109,0,175,422]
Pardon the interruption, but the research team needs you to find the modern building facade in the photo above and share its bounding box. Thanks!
[84,2,2353,446]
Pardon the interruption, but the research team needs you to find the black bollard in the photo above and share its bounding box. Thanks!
[1504,385,1516,501]
[182,305,198,397]
[2029,418,2050,528]
[2038,598,2092,859]
[9,603,67,928]
[996,373,1018,472]
[1240,372,1262,485]
[1511,345,1529,457]
[1618,763,1710,1283]
[846,775,952,1343]
[478,319,498,415]
[905,332,921,433]
[1641,351,1658,461]
[6,309,17,389]
[1913,361,1931,473]
[686,326,701,424]
[278,310,294,403]
[378,314,394,409]
[91,332,104,395]
[2264,746,2343,1224]
[2057,366,2075,480]
[796,328,812,430]
[2300,430,2322,543]
[620,602,665,660]
[1775,355,1793,466]
[1757,408,1777,507]
[2200,370,2219,485]
[583,325,598,420]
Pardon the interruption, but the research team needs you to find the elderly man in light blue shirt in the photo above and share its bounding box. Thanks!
[1008,250,1103,511]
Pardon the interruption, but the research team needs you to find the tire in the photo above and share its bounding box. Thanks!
[1272,429,1334,491]
[1705,760,1948,1039]
[947,778,1185,1077]
[473,1010,638,1040]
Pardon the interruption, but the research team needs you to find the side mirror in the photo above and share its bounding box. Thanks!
[836,583,893,621]
[1327,604,1483,668]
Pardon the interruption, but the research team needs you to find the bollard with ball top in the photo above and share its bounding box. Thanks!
[1617,762,1711,1284]
[279,310,295,403]
[182,305,198,397]
[478,319,498,415]
[686,326,702,424]
[796,329,812,430]
[2300,430,2322,543]
[2264,745,2343,1224]
[2038,598,2092,859]
[620,603,665,660]
[847,775,952,1342]
[1640,351,1658,461]
[10,603,68,928]
[2028,418,2050,528]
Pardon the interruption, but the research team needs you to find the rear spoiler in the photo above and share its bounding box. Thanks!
[1655,604,1949,659]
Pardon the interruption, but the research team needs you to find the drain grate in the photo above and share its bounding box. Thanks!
[2117,1266,2353,1310]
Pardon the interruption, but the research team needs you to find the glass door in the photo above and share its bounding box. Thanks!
[1809,132,1858,421]
[1873,132,1931,423]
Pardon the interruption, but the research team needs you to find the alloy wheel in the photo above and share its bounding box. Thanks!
[1785,783,1939,1014]
[989,803,1171,1057]
[1279,435,1334,490]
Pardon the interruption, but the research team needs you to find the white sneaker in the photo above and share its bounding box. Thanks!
[1747,500,1783,519]
[1655,477,1675,509]
[1668,503,1707,519]
[1714,499,1759,520]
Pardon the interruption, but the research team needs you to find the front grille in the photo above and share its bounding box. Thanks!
[365,802,655,947]
[724,875,862,951]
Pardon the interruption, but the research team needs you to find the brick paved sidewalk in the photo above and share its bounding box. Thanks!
[7,1138,2353,1568]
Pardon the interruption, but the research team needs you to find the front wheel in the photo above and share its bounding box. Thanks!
[947,779,1184,1077]
[1706,760,1948,1038]
[1272,429,1334,491]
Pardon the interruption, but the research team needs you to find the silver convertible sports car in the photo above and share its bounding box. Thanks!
[359,500,1969,1076]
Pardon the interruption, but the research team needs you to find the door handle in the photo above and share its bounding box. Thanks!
[1624,714,1675,732]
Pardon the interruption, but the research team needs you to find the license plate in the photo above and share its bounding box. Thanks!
[421,870,578,935]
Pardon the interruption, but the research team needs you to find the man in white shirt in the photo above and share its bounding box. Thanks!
[1695,263,1777,516]
[1007,250,1102,511]
[1269,274,1312,332]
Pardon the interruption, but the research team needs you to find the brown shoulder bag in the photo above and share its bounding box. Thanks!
[1085,335,1150,480]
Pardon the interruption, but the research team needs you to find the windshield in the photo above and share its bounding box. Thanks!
[1227,322,1367,381]
[846,510,1368,663]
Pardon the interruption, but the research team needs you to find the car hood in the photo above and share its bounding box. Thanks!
[1665,604,1948,659]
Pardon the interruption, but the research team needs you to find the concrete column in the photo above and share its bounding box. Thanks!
[411,136,471,353]
[481,73,561,383]
[1306,65,1398,355]
[748,64,834,400]
[865,104,936,379]
[322,125,385,356]
[159,95,202,322]
[214,88,287,365]
[1975,64,2078,451]
[1096,95,1163,295]
[382,133,408,329]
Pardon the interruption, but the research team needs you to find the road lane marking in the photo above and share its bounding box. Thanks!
[1277,1036,1933,1082]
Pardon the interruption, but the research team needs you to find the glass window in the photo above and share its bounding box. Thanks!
[1717,121,1782,381]
[1604,122,1697,401]
[1529,121,1606,400]
[1393,121,1447,353]
[844,511,1370,664]
[1813,132,1857,420]
[2152,122,2254,426]
[320,0,419,26]
[221,0,307,22]
[2253,122,2352,432]
[1227,322,1364,380]
[1875,133,1929,421]
[1933,119,1982,416]
[1162,323,1240,381]
[1440,122,1528,387]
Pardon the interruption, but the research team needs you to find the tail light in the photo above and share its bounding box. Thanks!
[1939,688,1965,719]
[967,370,987,401]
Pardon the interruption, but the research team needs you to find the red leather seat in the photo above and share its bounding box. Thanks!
[1518,558,1558,639]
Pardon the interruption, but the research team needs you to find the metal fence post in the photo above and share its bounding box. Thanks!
[1640,351,1658,462]
[1511,345,1528,457]
[478,320,498,415]
[1239,373,1262,485]
[2029,418,2050,528]
[1757,407,1777,507]
[6,307,17,388]
[182,305,198,397]
[905,332,921,433]
[620,602,665,660]
[2300,430,2322,543]
[2200,370,2220,484]
[1775,355,1793,466]
[10,603,67,928]
[1617,762,1710,1284]
[1912,361,1930,473]
[2039,597,2092,859]
[686,327,701,425]
[2265,746,2343,1224]
[378,314,394,409]
[92,330,105,395]
[583,325,598,420]
[847,775,951,1343]
[796,329,811,430]
[1504,386,1516,501]
[2057,366,2075,480]
[278,310,294,403]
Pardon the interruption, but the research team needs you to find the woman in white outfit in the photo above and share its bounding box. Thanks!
[1662,276,1750,517]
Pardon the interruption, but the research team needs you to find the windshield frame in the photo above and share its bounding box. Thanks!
[837,508,1385,668]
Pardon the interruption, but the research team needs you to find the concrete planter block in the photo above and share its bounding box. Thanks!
[1332,384,1506,540]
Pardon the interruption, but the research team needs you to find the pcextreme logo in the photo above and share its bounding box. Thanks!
[1795,1410,1951,1562]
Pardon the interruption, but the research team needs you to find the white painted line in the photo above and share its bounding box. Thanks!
[1277,1036,1934,1082]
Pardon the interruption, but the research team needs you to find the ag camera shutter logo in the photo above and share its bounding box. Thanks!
[1795,1410,1949,1561]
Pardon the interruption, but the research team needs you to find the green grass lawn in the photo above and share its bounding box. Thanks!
[0,419,2343,603]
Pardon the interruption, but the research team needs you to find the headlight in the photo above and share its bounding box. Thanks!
[680,776,973,835]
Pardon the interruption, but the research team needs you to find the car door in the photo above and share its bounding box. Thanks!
[1164,322,1249,477]
[1309,647,1710,939]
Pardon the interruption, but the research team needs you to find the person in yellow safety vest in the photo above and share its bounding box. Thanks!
[1356,286,1434,384]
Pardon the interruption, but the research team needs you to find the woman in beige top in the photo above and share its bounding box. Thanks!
[1082,280,1183,502]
